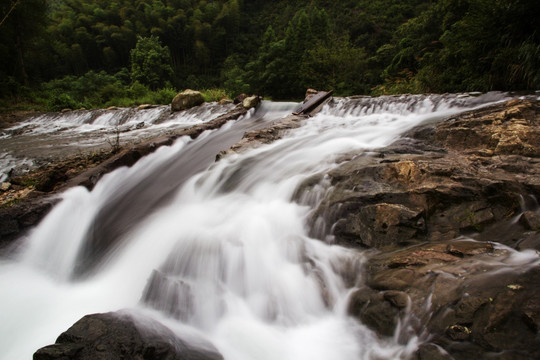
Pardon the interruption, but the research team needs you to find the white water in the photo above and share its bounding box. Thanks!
[0,102,234,180]
[0,93,517,360]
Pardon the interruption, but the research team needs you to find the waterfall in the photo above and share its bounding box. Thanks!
[0,93,515,360]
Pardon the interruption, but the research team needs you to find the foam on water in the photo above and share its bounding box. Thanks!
[0,93,526,360]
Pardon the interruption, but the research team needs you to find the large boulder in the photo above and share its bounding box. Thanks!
[242,95,260,109]
[33,311,223,360]
[171,89,204,112]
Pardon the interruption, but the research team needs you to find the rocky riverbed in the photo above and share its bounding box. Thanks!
[309,98,540,359]
[1,94,540,359]
[224,96,540,359]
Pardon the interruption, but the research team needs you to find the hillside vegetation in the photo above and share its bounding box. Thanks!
[1,0,539,109]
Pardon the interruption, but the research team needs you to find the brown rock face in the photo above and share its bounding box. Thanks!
[356,239,540,360]
[301,99,540,359]
[311,100,540,251]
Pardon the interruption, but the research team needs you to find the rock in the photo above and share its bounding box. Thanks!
[171,89,204,112]
[519,211,540,230]
[242,95,260,109]
[310,100,540,251]
[305,88,318,101]
[383,290,409,308]
[414,343,454,360]
[106,106,118,111]
[218,98,233,105]
[347,288,400,337]
[350,240,540,359]
[136,121,145,129]
[333,203,425,249]
[33,311,223,360]
[1,182,11,191]
[446,324,472,341]
[0,105,249,247]
[137,104,157,110]
[233,93,247,104]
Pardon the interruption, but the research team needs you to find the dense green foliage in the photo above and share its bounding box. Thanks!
[1,0,538,109]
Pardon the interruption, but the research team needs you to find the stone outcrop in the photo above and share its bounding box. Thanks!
[310,99,540,251]
[34,311,223,360]
[302,99,540,358]
[171,89,204,112]
[350,239,540,359]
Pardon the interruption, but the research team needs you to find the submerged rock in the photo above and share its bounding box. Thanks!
[33,311,223,360]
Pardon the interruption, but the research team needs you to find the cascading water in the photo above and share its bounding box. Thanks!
[0,92,525,360]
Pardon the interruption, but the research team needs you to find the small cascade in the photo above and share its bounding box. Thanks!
[0,93,529,360]
[0,102,235,180]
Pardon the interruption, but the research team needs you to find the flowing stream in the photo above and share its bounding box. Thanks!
[0,93,521,360]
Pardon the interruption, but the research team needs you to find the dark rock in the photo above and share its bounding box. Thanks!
[33,311,223,360]
[347,288,399,337]
[414,343,454,360]
[0,196,58,247]
[383,290,409,308]
[446,324,472,341]
[519,211,540,230]
[233,93,247,104]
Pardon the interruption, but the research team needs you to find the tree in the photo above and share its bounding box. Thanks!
[0,0,47,89]
[130,35,173,90]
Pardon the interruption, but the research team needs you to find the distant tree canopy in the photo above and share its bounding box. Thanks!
[130,36,173,90]
[0,0,539,103]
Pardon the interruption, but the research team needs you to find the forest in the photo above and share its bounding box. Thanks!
[1,0,539,110]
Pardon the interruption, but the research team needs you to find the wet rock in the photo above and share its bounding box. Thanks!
[519,211,540,230]
[446,324,472,341]
[171,89,204,112]
[33,311,223,360]
[383,290,409,308]
[333,203,425,249]
[414,343,454,360]
[312,100,540,251]
[347,288,400,337]
[0,196,58,246]
[350,239,540,359]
